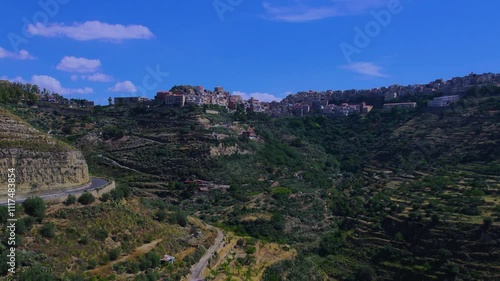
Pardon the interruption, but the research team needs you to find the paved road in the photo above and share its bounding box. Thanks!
[0,177,109,205]
[189,228,224,281]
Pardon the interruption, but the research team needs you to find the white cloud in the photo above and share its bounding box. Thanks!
[2,75,93,94]
[108,81,137,93]
[0,47,35,60]
[341,62,387,77]
[232,91,282,102]
[262,0,389,22]
[70,73,113,82]
[27,20,155,41]
[0,76,27,83]
[30,75,93,94]
[56,56,101,73]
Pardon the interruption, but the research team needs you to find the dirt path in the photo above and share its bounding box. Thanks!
[89,239,163,276]
[188,228,224,281]
[97,155,149,174]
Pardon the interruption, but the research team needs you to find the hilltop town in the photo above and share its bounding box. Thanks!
[3,72,500,118]
[111,72,500,117]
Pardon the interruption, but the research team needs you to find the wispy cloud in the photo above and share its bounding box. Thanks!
[27,20,155,41]
[262,0,389,22]
[30,75,93,94]
[86,73,114,82]
[108,81,137,93]
[341,62,387,77]
[232,91,282,102]
[71,73,113,82]
[57,56,101,73]
[0,47,35,60]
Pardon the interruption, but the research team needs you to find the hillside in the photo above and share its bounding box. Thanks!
[1,84,499,280]
[0,107,89,197]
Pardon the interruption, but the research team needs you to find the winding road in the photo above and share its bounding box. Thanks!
[188,228,224,281]
[0,177,109,205]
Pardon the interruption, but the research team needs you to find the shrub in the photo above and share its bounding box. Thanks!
[483,217,493,231]
[40,223,56,238]
[86,258,98,270]
[139,256,152,271]
[394,232,405,242]
[108,248,121,261]
[354,264,375,281]
[94,229,108,241]
[65,194,77,205]
[78,192,95,205]
[22,216,35,231]
[146,251,160,269]
[62,125,73,135]
[100,192,112,202]
[66,273,85,281]
[22,197,46,220]
[319,230,345,256]
[0,206,8,224]
[145,269,160,281]
[78,235,89,245]
[237,238,245,247]
[16,219,27,235]
[127,261,140,274]
[17,265,57,281]
[119,185,132,198]
[245,246,256,255]
[170,210,188,227]
[155,209,167,222]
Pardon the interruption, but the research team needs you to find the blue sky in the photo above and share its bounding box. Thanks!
[1,0,499,104]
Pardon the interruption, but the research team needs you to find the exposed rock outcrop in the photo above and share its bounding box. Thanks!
[0,108,89,195]
[210,143,251,157]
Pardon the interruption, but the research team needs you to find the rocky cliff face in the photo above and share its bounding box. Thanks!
[0,108,90,195]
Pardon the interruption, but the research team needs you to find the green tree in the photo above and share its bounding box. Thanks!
[319,230,345,256]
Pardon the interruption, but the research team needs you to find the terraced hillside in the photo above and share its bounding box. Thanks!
[5,85,500,280]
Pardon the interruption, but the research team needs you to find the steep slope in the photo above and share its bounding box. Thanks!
[0,108,89,197]
[375,93,500,173]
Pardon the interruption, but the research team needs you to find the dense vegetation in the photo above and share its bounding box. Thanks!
[0,81,39,105]
[1,84,499,280]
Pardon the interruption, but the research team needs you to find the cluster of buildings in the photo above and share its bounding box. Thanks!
[105,72,497,117]
[275,72,499,116]
[322,102,374,116]
[113,86,231,108]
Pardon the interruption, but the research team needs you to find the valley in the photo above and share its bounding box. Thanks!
[0,83,499,280]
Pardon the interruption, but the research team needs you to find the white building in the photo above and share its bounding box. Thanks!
[427,95,459,107]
